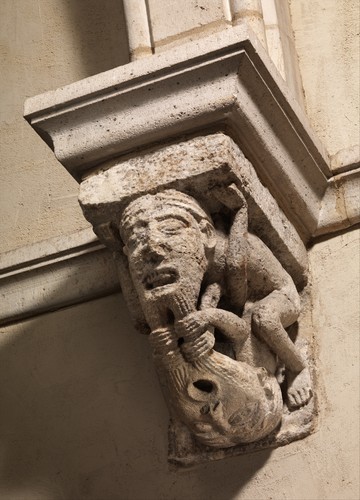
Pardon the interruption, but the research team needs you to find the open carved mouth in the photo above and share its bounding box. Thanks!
[143,268,178,290]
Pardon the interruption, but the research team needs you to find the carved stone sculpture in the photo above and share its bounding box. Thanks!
[79,133,314,459]
[116,187,312,448]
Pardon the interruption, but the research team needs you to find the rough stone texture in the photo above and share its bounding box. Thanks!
[0,1,359,497]
[121,191,313,460]
[24,25,333,242]
[0,229,357,498]
[79,134,308,286]
[79,134,313,458]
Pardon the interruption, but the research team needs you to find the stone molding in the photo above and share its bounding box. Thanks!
[0,229,118,326]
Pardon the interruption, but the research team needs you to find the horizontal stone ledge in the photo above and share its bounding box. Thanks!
[0,229,120,326]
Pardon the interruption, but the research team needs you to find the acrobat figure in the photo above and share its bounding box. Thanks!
[176,184,312,410]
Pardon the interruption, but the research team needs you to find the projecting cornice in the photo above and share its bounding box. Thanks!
[24,25,351,243]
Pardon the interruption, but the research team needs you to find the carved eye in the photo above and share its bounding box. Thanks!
[157,218,188,235]
[187,378,218,401]
[228,412,243,426]
[193,379,214,393]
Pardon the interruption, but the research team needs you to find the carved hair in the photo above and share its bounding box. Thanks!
[119,189,226,306]
[120,189,213,235]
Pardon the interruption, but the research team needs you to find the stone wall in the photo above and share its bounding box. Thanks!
[0,0,129,253]
[290,0,360,159]
[0,1,359,498]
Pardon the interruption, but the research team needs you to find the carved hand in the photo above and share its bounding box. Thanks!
[175,310,209,341]
[176,308,250,344]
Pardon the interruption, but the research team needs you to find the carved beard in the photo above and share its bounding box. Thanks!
[135,270,204,330]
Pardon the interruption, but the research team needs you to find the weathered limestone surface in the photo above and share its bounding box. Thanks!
[79,134,314,462]
[80,134,308,286]
[24,25,330,243]
[8,13,358,334]
[1,0,359,495]
[25,24,359,247]
[0,229,357,496]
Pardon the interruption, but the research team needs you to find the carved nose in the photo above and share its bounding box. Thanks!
[200,400,220,415]
[144,232,169,257]
[148,237,164,251]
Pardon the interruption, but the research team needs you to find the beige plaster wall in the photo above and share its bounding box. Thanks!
[0,0,129,254]
[0,228,358,499]
[289,0,360,160]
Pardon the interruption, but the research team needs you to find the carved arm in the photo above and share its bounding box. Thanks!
[176,308,250,345]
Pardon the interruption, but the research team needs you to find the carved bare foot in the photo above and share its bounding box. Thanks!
[287,367,313,409]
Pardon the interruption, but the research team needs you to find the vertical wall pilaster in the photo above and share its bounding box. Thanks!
[123,0,153,60]
[123,0,304,106]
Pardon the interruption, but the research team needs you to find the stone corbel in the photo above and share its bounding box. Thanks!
[23,26,358,464]
[77,133,314,465]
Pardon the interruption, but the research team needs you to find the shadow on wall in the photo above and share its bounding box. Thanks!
[0,283,272,500]
[63,0,129,76]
